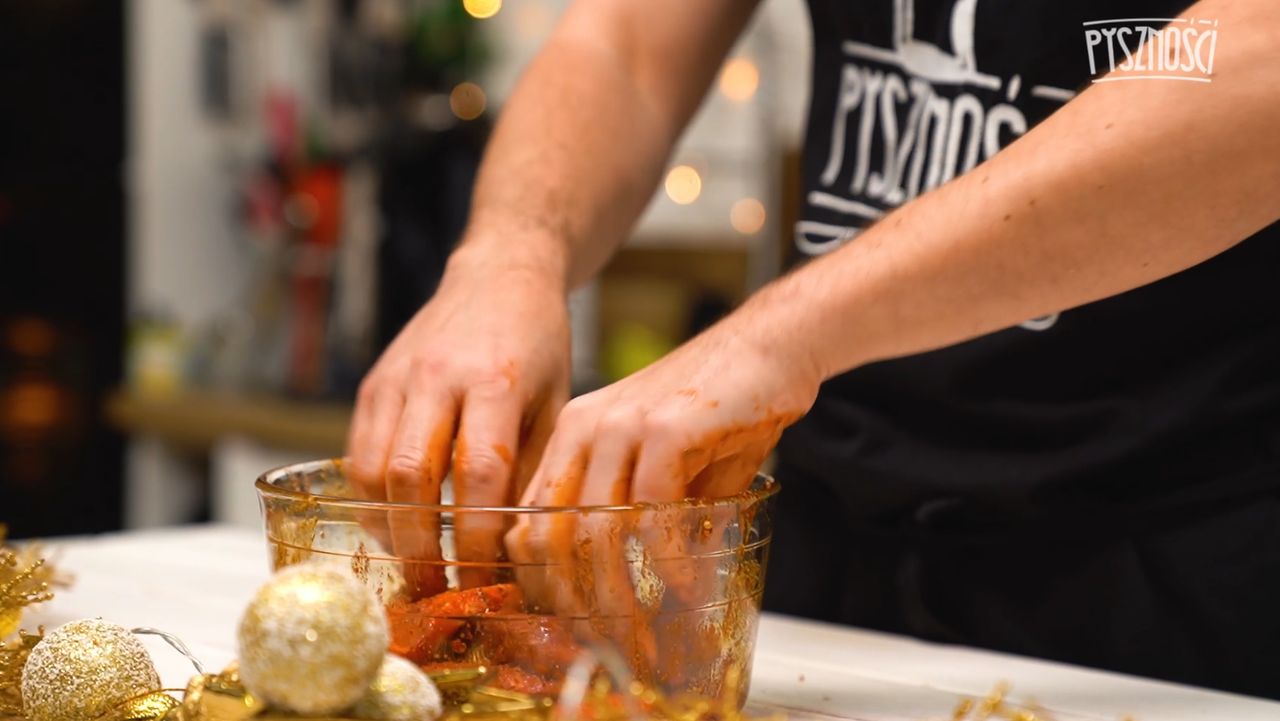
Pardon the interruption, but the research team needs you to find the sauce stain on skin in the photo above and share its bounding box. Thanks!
[426,418,457,485]
[493,443,514,465]
[500,359,520,388]
[452,435,469,478]
[545,451,589,504]
[454,436,515,483]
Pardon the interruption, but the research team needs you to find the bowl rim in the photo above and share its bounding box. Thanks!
[255,458,779,514]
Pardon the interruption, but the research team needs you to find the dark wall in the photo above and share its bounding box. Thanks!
[0,0,126,537]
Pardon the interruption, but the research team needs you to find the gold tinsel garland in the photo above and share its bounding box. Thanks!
[0,629,43,717]
[1,524,67,720]
[948,683,1137,721]
[0,525,66,640]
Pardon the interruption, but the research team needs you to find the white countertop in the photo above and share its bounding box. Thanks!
[22,526,1280,721]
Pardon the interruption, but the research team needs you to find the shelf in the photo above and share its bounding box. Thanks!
[105,388,351,455]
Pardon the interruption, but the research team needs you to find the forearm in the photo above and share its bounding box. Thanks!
[458,40,670,288]
[455,0,759,290]
[743,0,1280,381]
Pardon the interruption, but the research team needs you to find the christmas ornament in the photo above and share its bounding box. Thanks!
[237,564,388,715]
[350,654,443,721]
[20,619,161,721]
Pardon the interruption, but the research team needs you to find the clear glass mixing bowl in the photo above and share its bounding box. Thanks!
[256,459,777,704]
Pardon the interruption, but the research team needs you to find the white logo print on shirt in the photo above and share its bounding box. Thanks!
[799,0,1075,330]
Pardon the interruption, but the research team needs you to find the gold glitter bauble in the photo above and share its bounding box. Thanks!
[351,654,443,721]
[237,564,388,715]
[20,619,161,721]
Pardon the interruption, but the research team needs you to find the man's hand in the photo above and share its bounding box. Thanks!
[346,245,570,595]
[504,308,821,642]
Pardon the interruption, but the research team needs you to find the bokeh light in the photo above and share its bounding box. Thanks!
[719,58,759,102]
[6,318,57,357]
[462,0,502,20]
[664,166,702,205]
[730,198,767,234]
[449,82,487,120]
[0,379,65,435]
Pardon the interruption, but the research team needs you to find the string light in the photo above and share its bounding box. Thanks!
[730,198,766,234]
[719,58,759,102]
[450,82,487,120]
[664,166,702,205]
[463,0,502,20]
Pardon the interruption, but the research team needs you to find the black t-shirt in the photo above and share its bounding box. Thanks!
[780,0,1280,526]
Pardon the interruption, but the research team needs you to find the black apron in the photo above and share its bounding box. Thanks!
[766,0,1280,699]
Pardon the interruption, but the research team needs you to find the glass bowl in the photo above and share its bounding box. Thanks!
[255,459,777,704]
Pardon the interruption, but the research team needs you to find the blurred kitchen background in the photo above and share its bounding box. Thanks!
[0,0,811,537]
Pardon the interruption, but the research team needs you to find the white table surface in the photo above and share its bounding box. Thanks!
[22,525,1280,721]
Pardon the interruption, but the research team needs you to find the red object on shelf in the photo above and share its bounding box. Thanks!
[285,164,343,396]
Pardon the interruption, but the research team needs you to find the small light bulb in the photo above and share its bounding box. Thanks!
[730,198,766,234]
[463,0,502,20]
[719,58,759,102]
[664,166,702,205]
[450,82,487,120]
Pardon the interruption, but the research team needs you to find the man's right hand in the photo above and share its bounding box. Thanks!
[345,242,571,595]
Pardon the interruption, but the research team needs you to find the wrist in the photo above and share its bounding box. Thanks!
[446,227,571,295]
[723,286,830,395]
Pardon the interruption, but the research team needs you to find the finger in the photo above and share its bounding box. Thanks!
[507,423,590,614]
[345,382,402,553]
[629,422,699,505]
[578,409,640,506]
[521,401,594,507]
[385,387,458,599]
[347,381,403,501]
[687,434,778,499]
[635,419,780,602]
[539,459,593,621]
[577,508,657,681]
[629,424,707,610]
[513,382,568,500]
[453,383,522,588]
[576,417,651,668]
